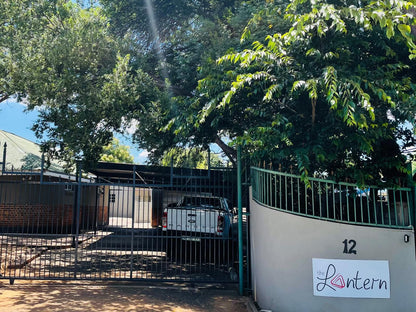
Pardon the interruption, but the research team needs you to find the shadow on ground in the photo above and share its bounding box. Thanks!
[0,280,247,312]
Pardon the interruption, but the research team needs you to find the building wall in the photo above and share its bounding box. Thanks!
[106,187,213,227]
[250,195,416,312]
[0,181,107,233]
[108,186,153,224]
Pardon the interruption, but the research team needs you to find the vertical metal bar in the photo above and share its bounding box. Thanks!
[311,181,315,216]
[366,188,370,224]
[260,171,263,204]
[265,171,268,206]
[170,156,174,186]
[279,173,282,209]
[409,186,416,228]
[406,162,415,228]
[270,171,273,207]
[40,153,44,183]
[2,142,6,174]
[399,191,404,227]
[251,168,255,199]
[332,184,336,220]
[386,190,391,226]
[274,173,277,208]
[110,185,116,279]
[44,184,52,279]
[291,176,294,211]
[346,186,350,222]
[297,178,300,213]
[405,190,411,226]
[380,189,385,226]
[393,191,398,226]
[304,181,307,215]
[325,182,329,219]
[0,182,4,277]
[372,188,377,225]
[359,189,363,224]
[339,185,343,220]
[130,165,136,279]
[73,162,82,278]
[353,188,357,223]
[263,171,266,205]
[256,168,259,201]
[237,146,243,295]
[318,181,321,217]
[284,175,287,211]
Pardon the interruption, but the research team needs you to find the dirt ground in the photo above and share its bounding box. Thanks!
[0,280,248,312]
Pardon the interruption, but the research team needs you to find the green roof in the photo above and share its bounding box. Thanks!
[0,130,64,172]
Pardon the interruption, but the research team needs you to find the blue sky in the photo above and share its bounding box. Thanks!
[0,100,38,141]
[0,100,148,163]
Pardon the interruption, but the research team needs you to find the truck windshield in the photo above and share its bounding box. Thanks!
[182,196,221,209]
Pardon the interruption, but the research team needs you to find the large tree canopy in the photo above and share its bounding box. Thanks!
[3,0,416,186]
[1,0,285,170]
[1,0,160,170]
[158,147,225,169]
[0,0,55,104]
[98,0,283,165]
[195,0,416,185]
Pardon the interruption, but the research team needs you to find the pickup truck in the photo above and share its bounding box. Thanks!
[162,195,234,237]
[162,195,235,259]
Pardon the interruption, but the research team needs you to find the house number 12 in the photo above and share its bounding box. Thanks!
[342,239,357,254]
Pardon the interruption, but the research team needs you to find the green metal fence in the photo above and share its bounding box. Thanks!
[251,167,413,229]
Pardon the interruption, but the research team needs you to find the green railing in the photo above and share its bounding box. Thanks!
[251,167,413,229]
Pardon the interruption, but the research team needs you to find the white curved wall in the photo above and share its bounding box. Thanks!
[250,196,416,312]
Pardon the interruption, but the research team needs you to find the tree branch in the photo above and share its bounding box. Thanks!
[410,8,416,37]
[0,93,10,104]
[215,135,237,167]
[153,78,193,97]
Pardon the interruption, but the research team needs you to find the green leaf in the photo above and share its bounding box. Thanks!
[398,24,411,36]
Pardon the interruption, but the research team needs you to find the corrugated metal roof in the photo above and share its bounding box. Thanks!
[0,130,64,172]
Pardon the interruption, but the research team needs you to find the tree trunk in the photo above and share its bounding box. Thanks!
[215,136,237,167]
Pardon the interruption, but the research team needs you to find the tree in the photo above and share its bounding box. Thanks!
[1,1,156,170]
[6,0,414,186]
[158,147,225,169]
[195,0,416,185]
[2,0,279,169]
[100,138,134,163]
[99,0,281,166]
[0,0,57,104]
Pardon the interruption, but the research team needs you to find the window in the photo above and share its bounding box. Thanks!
[110,193,116,203]
[64,184,74,192]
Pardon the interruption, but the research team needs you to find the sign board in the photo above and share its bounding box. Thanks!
[312,258,390,298]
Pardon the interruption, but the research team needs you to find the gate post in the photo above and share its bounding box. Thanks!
[407,162,416,229]
[237,145,243,295]
[412,186,416,230]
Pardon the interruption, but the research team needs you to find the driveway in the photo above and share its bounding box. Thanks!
[0,280,248,312]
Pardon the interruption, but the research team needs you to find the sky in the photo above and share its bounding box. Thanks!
[0,100,148,164]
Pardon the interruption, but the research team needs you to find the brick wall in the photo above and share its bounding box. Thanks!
[0,181,109,233]
[0,204,108,233]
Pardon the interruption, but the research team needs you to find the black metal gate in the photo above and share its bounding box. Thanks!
[0,164,243,284]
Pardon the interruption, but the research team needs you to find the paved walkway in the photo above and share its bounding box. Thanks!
[0,280,248,312]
